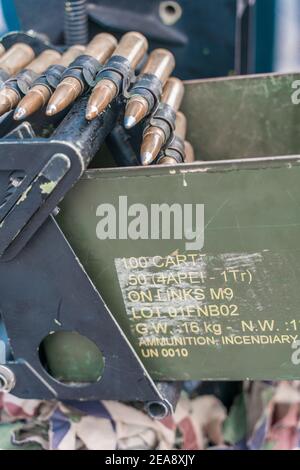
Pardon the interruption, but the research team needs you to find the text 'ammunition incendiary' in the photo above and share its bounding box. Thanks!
[115,251,300,379]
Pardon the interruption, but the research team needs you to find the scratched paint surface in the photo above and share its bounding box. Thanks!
[58,159,300,380]
[182,73,300,161]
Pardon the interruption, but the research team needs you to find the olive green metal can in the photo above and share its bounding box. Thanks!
[44,72,300,383]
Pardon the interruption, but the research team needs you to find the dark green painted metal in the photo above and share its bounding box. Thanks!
[51,72,300,381]
[40,331,105,383]
[182,73,300,161]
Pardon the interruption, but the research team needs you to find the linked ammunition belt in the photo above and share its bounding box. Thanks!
[5,69,39,98]
[128,73,163,115]
[61,54,102,92]
[32,64,66,92]
[156,135,185,164]
[95,55,134,96]
[145,102,176,146]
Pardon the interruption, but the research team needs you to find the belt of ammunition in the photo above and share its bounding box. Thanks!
[145,102,176,145]
[32,64,66,92]
[5,69,40,98]
[95,55,134,96]
[128,73,163,114]
[61,54,102,91]
[0,69,9,85]
[157,135,185,164]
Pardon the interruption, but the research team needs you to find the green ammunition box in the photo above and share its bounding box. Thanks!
[45,73,300,382]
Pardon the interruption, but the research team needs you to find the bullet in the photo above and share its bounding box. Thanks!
[161,77,185,110]
[140,77,184,165]
[157,111,187,165]
[124,48,175,129]
[86,31,148,120]
[184,141,195,163]
[58,45,86,68]
[0,43,35,76]
[84,33,117,62]
[46,33,117,116]
[0,88,19,116]
[14,45,85,120]
[174,110,187,140]
[0,49,61,117]
[23,49,61,75]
